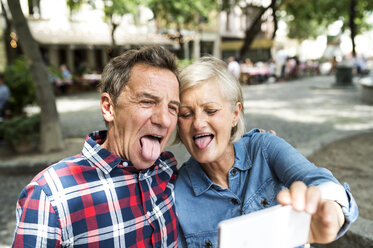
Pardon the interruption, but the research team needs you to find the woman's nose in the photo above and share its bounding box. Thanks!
[192,113,207,130]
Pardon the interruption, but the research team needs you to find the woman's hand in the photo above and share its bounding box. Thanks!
[276,181,345,244]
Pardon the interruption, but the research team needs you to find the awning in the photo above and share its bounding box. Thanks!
[221,39,273,50]
[28,19,175,47]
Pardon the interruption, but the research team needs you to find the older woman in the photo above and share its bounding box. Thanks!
[174,57,358,248]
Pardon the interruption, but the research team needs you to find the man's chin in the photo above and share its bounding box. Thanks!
[132,158,157,171]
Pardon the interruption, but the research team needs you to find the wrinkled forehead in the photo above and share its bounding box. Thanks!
[127,64,180,99]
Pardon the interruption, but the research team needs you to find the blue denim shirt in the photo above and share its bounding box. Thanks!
[175,129,358,248]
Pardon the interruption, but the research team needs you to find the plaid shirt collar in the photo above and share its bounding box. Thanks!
[82,130,124,174]
[83,130,163,175]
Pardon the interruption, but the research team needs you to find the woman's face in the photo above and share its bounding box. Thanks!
[178,80,241,164]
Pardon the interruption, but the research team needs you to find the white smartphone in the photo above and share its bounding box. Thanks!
[218,205,311,248]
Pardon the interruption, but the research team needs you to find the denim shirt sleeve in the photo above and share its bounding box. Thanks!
[254,132,358,240]
[335,182,359,239]
[257,132,338,186]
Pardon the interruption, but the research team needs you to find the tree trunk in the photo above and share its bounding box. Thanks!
[240,5,271,58]
[7,0,64,153]
[349,0,357,57]
[110,19,118,57]
[1,1,18,64]
[271,0,278,40]
[177,25,185,59]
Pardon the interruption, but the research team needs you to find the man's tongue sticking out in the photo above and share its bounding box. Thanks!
[194,135,212,149]
[140,136,161,162]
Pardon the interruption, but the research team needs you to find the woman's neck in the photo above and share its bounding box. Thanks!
[200,144,235,189]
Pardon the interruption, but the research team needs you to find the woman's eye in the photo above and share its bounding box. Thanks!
[206,109,218,115]
[140,100,155,106]
[179,112,192,118]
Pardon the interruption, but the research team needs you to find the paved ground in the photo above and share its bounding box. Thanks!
[1,75,372,247]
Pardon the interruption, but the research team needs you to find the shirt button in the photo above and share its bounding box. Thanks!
[261,199,268,207]
[231,198,239,205]
[205,240,212,248]
[231,168,238,176]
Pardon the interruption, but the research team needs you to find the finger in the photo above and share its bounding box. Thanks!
[309,200,340,244]
[305,186,321,214]
[259,129,265,133]
[319,200,345,229]
[289,181,307,211]
[268,130,277,136]
[277,188,291,205]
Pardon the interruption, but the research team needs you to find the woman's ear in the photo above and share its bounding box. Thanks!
[101,93,115,123]
[232,102,242,127]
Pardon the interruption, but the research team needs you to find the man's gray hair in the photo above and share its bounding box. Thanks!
[175,56,245,144]
[100,46,179,105]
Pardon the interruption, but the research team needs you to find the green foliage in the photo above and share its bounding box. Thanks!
[282,0,373,40]
[178,59,193,69]
[147,0,217,29]
[4,57,37,116]
[101,0,140,24]
[0,114,40,146]
[67,0,84,11]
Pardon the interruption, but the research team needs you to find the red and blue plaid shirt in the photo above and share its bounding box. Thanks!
[12,131,178,247]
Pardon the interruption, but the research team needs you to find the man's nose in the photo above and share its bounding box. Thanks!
[152,104,172,127]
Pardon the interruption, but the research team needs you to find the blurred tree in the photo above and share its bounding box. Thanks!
[7,0,64,153]
[101,0,140,57]
[220,0,283,58]
[67,0,140,57]
[67,0,84,19]
[283,0,373,57]
[147,0,217,58]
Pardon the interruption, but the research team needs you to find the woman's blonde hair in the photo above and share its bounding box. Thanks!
[173,56,245,145]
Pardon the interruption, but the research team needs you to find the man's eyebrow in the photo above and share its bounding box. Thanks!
[170,100,180,107]
[137,92,159,100]
[138,92,180,106]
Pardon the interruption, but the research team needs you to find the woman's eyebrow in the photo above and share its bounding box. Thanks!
[201,102,220,106]
[179,105,192,109]
[180,102,221,108]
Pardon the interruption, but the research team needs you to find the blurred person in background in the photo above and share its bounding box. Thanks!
[0,74,10,122]
[227,56,241,80]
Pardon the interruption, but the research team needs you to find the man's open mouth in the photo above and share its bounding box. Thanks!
[139,134,164,161]
[140,134,163,145]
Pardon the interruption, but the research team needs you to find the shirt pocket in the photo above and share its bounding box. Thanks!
[243,177,281,213]
[185,231,218,248]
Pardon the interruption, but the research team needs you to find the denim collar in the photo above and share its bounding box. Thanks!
[187,129,259,196]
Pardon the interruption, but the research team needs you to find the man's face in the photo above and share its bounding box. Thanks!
[102,64,179,170]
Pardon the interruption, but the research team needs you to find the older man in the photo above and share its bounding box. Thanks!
[13,46,180,247]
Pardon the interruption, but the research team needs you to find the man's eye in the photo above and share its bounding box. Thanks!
[169,105,179,115]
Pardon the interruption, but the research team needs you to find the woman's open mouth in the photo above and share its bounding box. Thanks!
[193,133,214,149]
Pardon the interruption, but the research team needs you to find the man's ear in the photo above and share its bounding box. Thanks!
[101,93,115,123]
